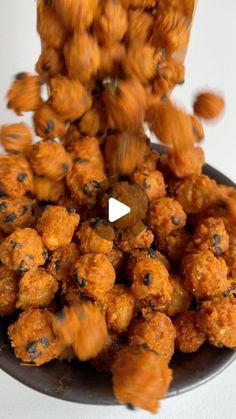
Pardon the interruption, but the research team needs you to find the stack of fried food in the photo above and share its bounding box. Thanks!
[0,0,235,414]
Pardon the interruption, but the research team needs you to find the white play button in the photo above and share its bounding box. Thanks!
[108,198,131,223]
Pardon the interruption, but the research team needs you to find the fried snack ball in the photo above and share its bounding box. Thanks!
[8,308,64,365]
[105,130,148,176]
[125,9,154,44]
[191,115,204,142]
[115,222,154,252]
[124,43,160,85]
[52,301,108,361]
[132,169,166,201]
[198,296,236,348]
[53,0,98,32]
[0,155,34,198]
[7,72,42,115]
[92,332,124,372]
[64,32,100,82]
[181,250,230,299]
[35,47,65,78]
[193,91,225,120]
[33,103,66,140]
[76,219,114,254]
[72,253,115,300]
[30,140,72,181]
[140,149,160,172]
[36,206,80,251]
[106,285,135,333]
[37,0,67,49]
[153,59,185,96]
[112,342,172,414]
[67,136,104,169]
[93,0,128,47]
[0,228,46,273]
[121,0,158,7]
[33,176,65,203]
[49,76,92,122]
[0,197,36,234]
[102,79,147,131]
[16,268,58,310]
[146,101,195,152]
[0,123,32,155]
[0,265,18,316]
[107,247,124,273]
[148,197,186,237]
[152,11,191,55]
[192,217,229,255]
[175,174,218,214]
[78,102,107,138]
[164,274,192,318]
[128,249,172,309]
[129,312,176,362]
[66,161,106,205]
[167,147,205,178]
[157,228,191,262]
[174,311,206,353]
[47,242,81,293]
[98,42,126,78]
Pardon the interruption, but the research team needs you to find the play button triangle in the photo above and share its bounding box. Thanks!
[108,197,131,223]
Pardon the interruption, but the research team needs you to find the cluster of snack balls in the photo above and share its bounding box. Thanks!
[0,0,235,414]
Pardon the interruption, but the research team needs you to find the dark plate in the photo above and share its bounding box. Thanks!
[0,152,236,404]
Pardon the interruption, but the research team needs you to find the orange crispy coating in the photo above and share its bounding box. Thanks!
[181,250,230,299]
[53,0,99,32]
[52,301,108,361]
[128,249,172,308]
[76,219,114,254]
[129,311,176,362]
[8,308,64,365]
[192,217,229,255]
[121,0,158,7]
[164,274,192,318]
[193,91,225,120]
[115,222,154,252]
[94,0,128,47]
[174,311,206,353]
[33,176,65,203]
[175,174,219,214]
[64,32,100,82]
[140,149,160,172]
[72,253,115,300]
[33,103,66,140]
[30,140,72,181]
[146,101,195,151]
[7,73,42,115]
[0,228,46,273]
[78,103,107,138]
[103,79,147,131]
[167,147,205,178]
[0,197,36,234]
[98,42,126,78]
[148,197,186,236]
[124,43,161,85]
[36,205,80,250]
[191,115,204,142]
[0,155,34,198]
[105,130,148,176]
[49,76,92,122]
[157,228,191,262]
[107,247,124,273]
[112,342,172,414]
[16,268,58,310]
[37,0,67,49]
[35,47,65,78]
[125,9,154,44]
[67,136,104,169]
[0,265,18,316]
[153,59,185,95]
[198,296,236,348]
[132,169,166,201]
[106,285,135,333]
[223,233,236,282]
[0,123,32,155]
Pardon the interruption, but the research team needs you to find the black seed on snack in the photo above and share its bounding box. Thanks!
[16,261,29,275]
[15,72,26,80]
[8,133,19,139]
[31,203,37,216]
[213,234,221,245]
[75,158,89,165]
[144,178,151,189]
[44,0,52,6]
[21,205,28,215]
[30,351,42,361]
[42,63,51,72]
[178,79,185,85]
[40,336,49,348]
[17,172,27,182]
[91,180,101,189]
[62,163,69,172]
[42,249,48,261]
[127,404,135,411]
[0,202,7,211]
[67,207,76,214]
[90,218,101,229]
[0,189,7,198]
[78,278,87,288]
[26,341,37,354]
[143,273,152,286]
[141,343,150,350]
[4,213,17,223]
[97,129,105,137]
[215,200,228,209]
[10,241,23,249]
[172,215,181,226]
[45,119,55,134]
[39,304,46,309]
[83,185,92,196]
[55,260,61,271]
[148,248,156,259]
[214,246,223,255]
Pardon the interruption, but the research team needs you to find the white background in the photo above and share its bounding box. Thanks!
[0,1,236,418]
